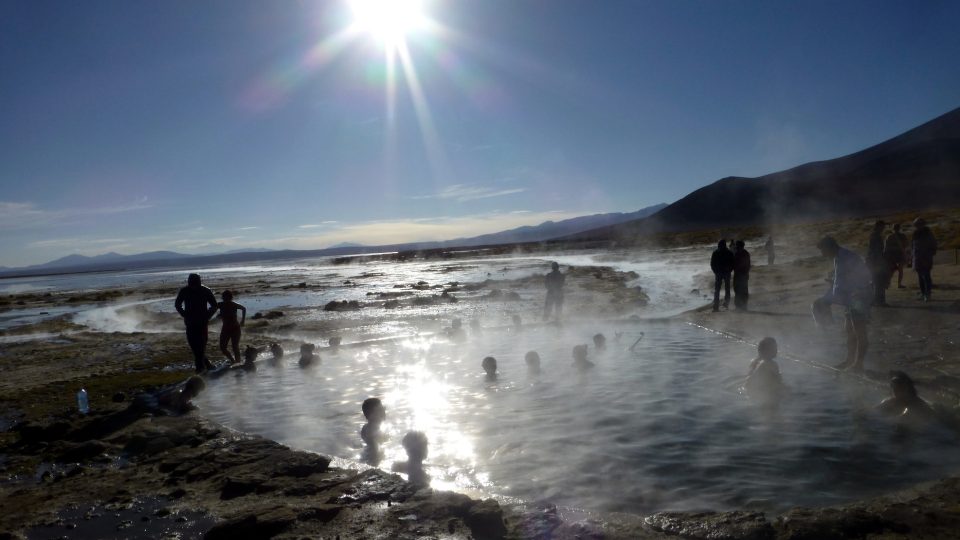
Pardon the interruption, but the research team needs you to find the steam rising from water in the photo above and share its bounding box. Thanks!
[196,322,960,514]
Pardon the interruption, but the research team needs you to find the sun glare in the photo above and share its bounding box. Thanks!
[349,0,427,48]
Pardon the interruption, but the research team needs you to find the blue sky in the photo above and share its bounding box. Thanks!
[1,0,959,267]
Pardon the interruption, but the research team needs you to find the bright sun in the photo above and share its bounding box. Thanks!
[349,0,427,47]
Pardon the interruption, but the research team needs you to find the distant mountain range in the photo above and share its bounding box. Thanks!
[1,205,665,275]
[567,106,960,241]
[7,106,959,277]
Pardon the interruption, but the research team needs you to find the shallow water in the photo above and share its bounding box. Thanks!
[195,322,960,514]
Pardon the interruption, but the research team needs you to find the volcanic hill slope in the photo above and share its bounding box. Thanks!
[567,106,960,241]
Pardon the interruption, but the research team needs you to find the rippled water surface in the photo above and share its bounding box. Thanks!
[196,322,960,513]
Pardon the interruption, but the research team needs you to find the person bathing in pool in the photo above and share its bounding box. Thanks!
[877,371,937,424]
[360,397,386,465]
[744,337,783,402]
[572,344,594,371]
[392,431,429,486]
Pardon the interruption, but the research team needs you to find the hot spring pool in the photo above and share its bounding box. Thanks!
[195,322,960,514]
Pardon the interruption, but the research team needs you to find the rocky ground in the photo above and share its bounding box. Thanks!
[2,211,960,539]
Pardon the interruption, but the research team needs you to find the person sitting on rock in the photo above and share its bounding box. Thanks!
[299,343,319,367]
[392,431,429,486]
[877,371,936,424]
[132,376,206,416]
[482,356,498,381]
[744,337,783,403]
[525,351,541,375]
[592,333,607,351]
[572,344,594,371]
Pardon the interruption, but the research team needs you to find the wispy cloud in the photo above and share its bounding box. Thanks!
[298,221,338,229]
[238,226,260,231]
[410,183,527,202]
[0,199,153,231]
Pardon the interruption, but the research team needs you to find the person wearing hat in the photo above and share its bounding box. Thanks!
[866,220,891,306]
[911,217,937,301]
[813,236,872,372]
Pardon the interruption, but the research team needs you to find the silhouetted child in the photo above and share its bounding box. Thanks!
[218,290,247,363]
[572,344,594,371]
[392,431,429,485]
[299,343,319,367]
[744,337,782,402]
[593,333,607,351]
[877,371,936,424]
[525,351,541,374]
[482,356,498,381]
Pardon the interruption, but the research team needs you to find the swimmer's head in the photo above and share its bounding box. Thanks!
[452,318,462,329]
[482,356,497,375]
[572,344,588,362]
[592,333,606,350]
[551,262,560,271]
[817,236,839,257]
[758,337,778,360]
[525,351,541,372]
[187,273,201,287]
[183,375,206,399]
[402,431,429,463]
[329,336,342,347]
[362,397,386,423]
[300,343,316,356]
[889,371,918,399]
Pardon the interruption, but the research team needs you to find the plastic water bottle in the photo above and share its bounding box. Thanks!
[77,388,89,414]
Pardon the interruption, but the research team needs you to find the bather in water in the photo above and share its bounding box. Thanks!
[743,337,783,404]
[525,351,541,375]
[877,371,937,426]
[392,431,430,486]
[299,343,319,367]
[482,356,498,381]
[572,344,594,371]
[360,397,386,465]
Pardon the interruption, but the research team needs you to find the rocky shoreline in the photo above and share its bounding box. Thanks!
[3,223,960,539]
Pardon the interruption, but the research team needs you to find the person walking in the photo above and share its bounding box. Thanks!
[812,236,872,373]
[884,223,909,289]
[175,273,219,373]
[733,240,751,311]
[911,217,937,301]
[764,235,775,266]
[710,240,735,312]
[543,262,565,320]
[867,220,891,306]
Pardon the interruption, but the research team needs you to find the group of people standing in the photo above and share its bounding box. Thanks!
[710,239,758,312]
[867,218,938,305]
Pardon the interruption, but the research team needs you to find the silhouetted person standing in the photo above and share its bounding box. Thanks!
[813,236,872,373]
[175,273,219,373]
[764,236,775,266]
[885,223,909,289]
[711,240,735,312]
[543,262,565,320]
[911,217,937,301]
[733,240,751,310]
[867,220,890,306]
